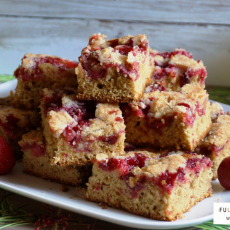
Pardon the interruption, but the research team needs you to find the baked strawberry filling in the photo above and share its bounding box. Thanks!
[148,49,207,91]
[152,65,206,89]
[98,135,119,145]
[123,173,147,198]
[195,141,229,157]
[124,143,137,153]
[212,145,225,156]
[152,167,186,195]
[62,112,122,149]
[41,89,76,115]
[98,153,149,173]
[114,45,134,55]
[21,142,46,157]
[151,50,193,59]
[152,64,177,79]
[195,101,206,116]
[180,68,207,87]
[80,51,140,81]
[177,103,196,127]
[151,156,211,194]
[97,153,212,196]
[177,102,206,127]
[121,103,146,119]
[147,114,176,135]
[14,56,78,81]
[186,156,212,173]
[107,39,119,48]
[0,114,30,139]
[122,98,206,134]
[43,92,97,147]
[43,90,122,151]
[145,84,167,92]
[107,37,148,51]
[121,102,176,134]
[80,36,148,82]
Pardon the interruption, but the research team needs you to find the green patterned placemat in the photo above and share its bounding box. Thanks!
[0,74,230,229]
[193,221,230,230]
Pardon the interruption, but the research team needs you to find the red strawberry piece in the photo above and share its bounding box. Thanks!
[0,136,16,175]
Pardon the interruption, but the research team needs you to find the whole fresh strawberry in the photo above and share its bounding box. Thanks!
[0,136,16,175]
[218,156,230,189]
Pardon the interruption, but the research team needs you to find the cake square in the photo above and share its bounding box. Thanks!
[122,84,211,151]
[14,53,78,110]
[76,33,152,103]
[40,88,126,166]
[195,119,230,180]
[0,105,39,158]
[18,129,92,186]
[145,48,207,93]
[86,150,213,221]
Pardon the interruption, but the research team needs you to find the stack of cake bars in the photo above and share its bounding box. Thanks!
[0,33,230,221]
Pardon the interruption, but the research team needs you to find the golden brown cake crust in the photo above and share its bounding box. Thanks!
[86,191,212,221]
[76,92,143,103]
[76,33,152,103]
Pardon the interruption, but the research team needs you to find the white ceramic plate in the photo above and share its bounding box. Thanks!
[0,80,230,230]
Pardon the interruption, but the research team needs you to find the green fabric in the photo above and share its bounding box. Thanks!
[207,86,230,105]
[0,75,15,83]
[0,74,230,229]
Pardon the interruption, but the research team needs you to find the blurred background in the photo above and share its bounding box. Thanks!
[0,0,230,88]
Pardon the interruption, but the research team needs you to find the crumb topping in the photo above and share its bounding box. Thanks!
[122,84,208,130]
[200,123,230,146]
[216,114,230,124]
[19,128,43,143]
[18,129,46,157]
[41,89,125,151]
[14,53,78,81]
[76,33,149,81]
[146,48,206,92]
[48,110,75,137]
[143,154,186,176]
[95,150,212,195]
